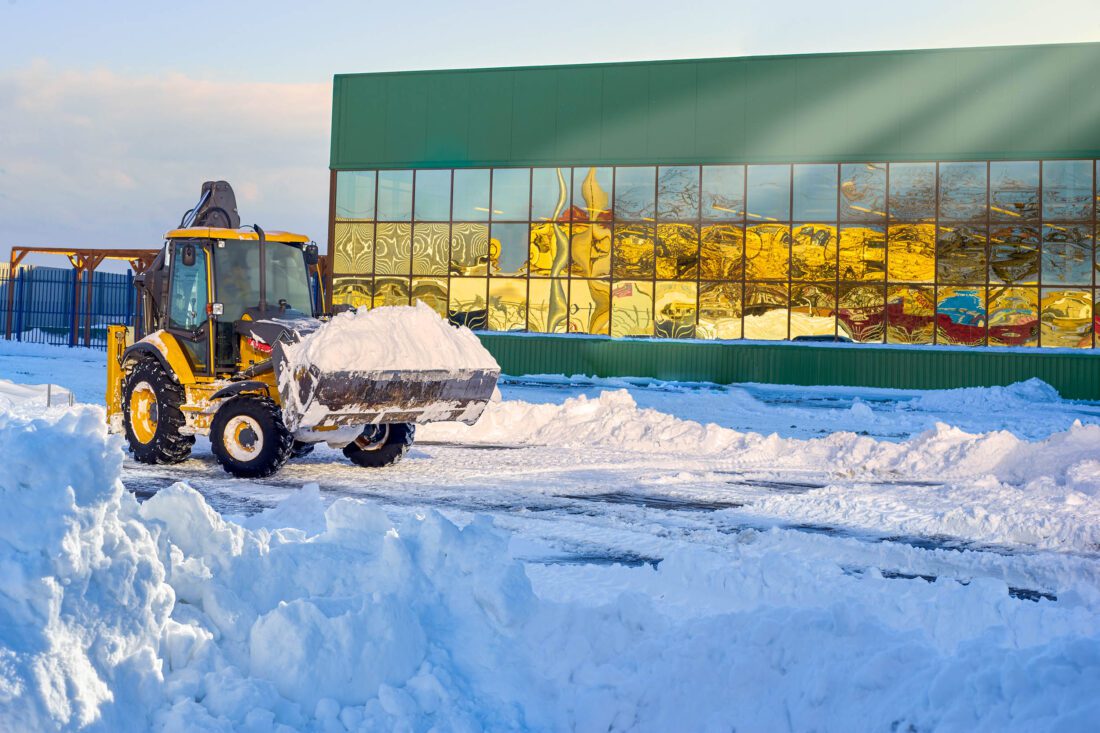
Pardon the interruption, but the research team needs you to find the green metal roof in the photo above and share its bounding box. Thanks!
[330,42,1100,170]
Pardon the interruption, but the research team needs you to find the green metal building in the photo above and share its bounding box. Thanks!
[327,42,1100,398]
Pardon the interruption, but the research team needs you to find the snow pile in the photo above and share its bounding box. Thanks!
[0,377,73,413]
[906,377,1063,414]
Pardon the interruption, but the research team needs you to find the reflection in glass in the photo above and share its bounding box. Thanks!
[614,167,656,220]
[697,282,741,339]
[492,168,530,221]
[700,224,744,280]
[332,276,372,309]
[936,226,987,284]
[886,285,934,344]
[414,169,451,221]
[988,287,1038,347]
[702,165,745,221]
[411,277,448,318]
[374,223,412,275]
[989,225,1039,284]
[569,222,612,278]
[1042,224,1092,285]
[377,170,413,221]
[452,169,491,221]
[573,167,613,221]
[1041,288,1092,348]
[489,223,529,276]
[791,224,837,281]
[531,168,572,222]
[333,223,373,274]
[656,223,699,280]
[488,278,527,331]
[745,224,790,280]
[1043,160,1092,220]
[373,277,410,307]
[936,286,986,346]
[448,277,487,330]
[887,224,935,283]
[529,222,569,278]
[612,223,655,279]
[611,280,654,337]
[990,161,1039,221]
[569,279,610,335]
[838,284,885,343]
[939,162,987,221]
[528,278,568,333]
[450,223,489,276]
[658,166,700,220]
[790,283,835,338]
[746,165,791,222]
[840,163,886,221]
[744,282,788,340]
[654,282,697,339]
[335,171,376,220]
[793,164,837,221]
[411,223,449,276]
[838,225,885,281]
[888,163,935,221]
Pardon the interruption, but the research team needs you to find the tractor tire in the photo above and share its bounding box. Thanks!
[342,423,416,468]
[210,396,294,479]
[123,357,194,464]
[290,440,316,459]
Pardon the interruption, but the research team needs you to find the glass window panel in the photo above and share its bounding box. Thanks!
[610,280,654,337]
[529,222,570,278]
[701,165,745,221]
[411,277,448,318]
[333,222,374,275]
[374,223,412,276]
[838,283,885,343]
[488,278,527,332]
[448,277,487,330]
[335,171,376,221]
[990,161,1039,221]
[569,221,612,278]
[886,285,935,344]
[790,283,836,338]
[887,223,935,283]
[657,166,700,220]
[936,225,987,284]
[700,224,744,281]
[411,223,449,276]
[332,275,372,310]
[377,170,413,221]
[489,223,529,276]
[492,168,530,221]
[1041,288,1092,348]
[989,225,1039,284]
[791,224,837,281]
[569,278,610,335]
[614,167,656,220]
[413,169,451,222]
[527,278,568,333]
[1042,224,1092,286]
[793,164,837,221]
[743,282,789,340]
[612,223,655,279]
[372,276,410,308]
[745,223,790,280]
[654,282,697,339]
[450,223,489,276]
[452,169,491,221]
[532,168,573,222]
[573,167,613,221]
[939,162,987,221]
[888,163,935,221]
[746,165,790,222]
[656,223,699,280]
[936,286,986,346]
[840,163,886,222]
[697,282,742,340]
[838,225,886,281]
[1043,160,1092,221]
[988,286,1038,347]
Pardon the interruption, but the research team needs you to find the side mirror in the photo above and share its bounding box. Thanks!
[303,243,319,266]
[181,242,197,267]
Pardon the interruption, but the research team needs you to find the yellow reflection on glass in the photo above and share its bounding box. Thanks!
[529,222,569,278]
[488,278,527,332]
[838,284,885,343]
[745,224,790,280]
[332,276,372,309]
[613,224,655,279]
[656,224,699,280]
[936,226,987,284]
[887,224,935,283]
[743,282,789,340]
[448,277,487,330]
[700,224,744,280]
[936,286,986,346]
[412,223,449,276]
[655,282,697,339]
[988,287,1038,347]
[528,278,568,333]
[838,226,885,281]
[569,222,612,278]
[1041,288,1092,348]
[989,225,1039,285]
[372,277,410,308]
[573,167,613,221]
[333,223,374,275]
[374,223,412,276]
[450,223,489,276]
[697,282,741,340]
[1042,224,1092,286]
[489,223,529,276]
[569,279,610,335]
[886,285,934,344]
[611,280,654,337]
[791,225,837,281]
[790,283,836,338]
[411,277,448,318]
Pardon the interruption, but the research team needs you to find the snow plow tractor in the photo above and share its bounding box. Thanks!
[106,181,499,478]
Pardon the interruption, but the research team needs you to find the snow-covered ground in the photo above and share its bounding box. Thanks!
[1,337,1098,731]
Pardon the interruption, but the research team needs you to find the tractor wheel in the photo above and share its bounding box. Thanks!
[123,357,194,464]
[210,396,294,479]
[342,423,416,468]
[290,440,316,459]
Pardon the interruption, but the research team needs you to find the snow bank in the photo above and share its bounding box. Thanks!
[0,377,73,413]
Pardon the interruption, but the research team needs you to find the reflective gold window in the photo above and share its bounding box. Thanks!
[746,165,790,222]
[1042,224,1092,286]
[697,282,742,340]
[888,163,935,221]
[990,161,1039,221]
[611,280,654,338]
[936,286,986,346]
[532,168,572,222]
[745,223,790,280]
[335,171,376,221]
[488,278,527,332]
[793,164,837,221]
[612,223,655,279]
[569,278,610,335]
[988,287,1038,347]
[569,221,611,279]
[936,226,987,284]
[655,282,697,339]
[528,278,568,333]
[791,224,837,281]
[743,282,789,340]
[492,168,530,221]
[374,223,412,276]
[448,277,487,330]
[838,284,885,343]
[886,285,934,344]
[656,223,699,280]
[373,277,410,308]
[411,277,448,318]
[989,225,1039,284]
[450,223,489,276]
[1040,288,1092,348]
[700,224,744,280]
[332,275,372,310]
[938,162,987,221]
[1043,160,1092,221]
[790,283,836,338]
[489,223,529,276]
[838,225,885,281]
[529,222,570,278]
[840,163,886,222]
[887,224,935,283]
[658,166,700,220]
[333,222,374,275]
[573,167,613,221]
[701,165,745,221]
[411,223,449,276]
[615,167,656,220]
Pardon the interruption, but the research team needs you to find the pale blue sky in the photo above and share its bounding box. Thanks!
[1,0,1098,265]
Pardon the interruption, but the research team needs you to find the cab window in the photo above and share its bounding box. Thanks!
[168,244,208,331]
